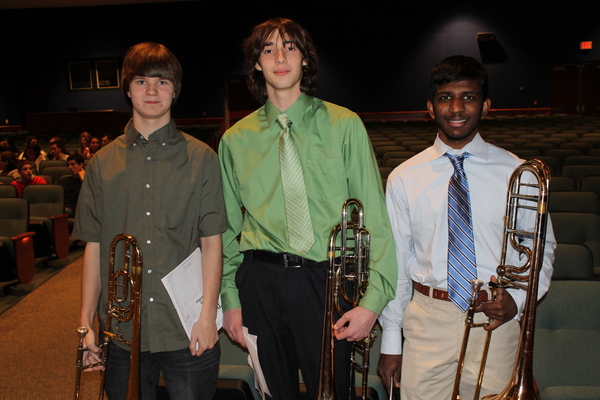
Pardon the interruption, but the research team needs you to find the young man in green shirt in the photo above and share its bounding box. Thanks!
[219,18,397,399]
[75,42,225,400]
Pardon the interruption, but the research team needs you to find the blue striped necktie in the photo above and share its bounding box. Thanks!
[445,152,477,312]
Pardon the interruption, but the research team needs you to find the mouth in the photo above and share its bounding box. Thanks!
[274,69,290,76]
[448,118,467,127]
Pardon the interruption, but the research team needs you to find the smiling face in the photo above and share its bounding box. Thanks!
[127,76,175,125]
[255,31,307,102]
[427,80,491,149]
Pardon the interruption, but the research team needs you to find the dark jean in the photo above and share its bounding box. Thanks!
[104,340,220,400]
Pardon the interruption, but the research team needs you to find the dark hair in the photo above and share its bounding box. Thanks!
[25,143,42,159]
[17,159,33,171]
[429,55,489,101]
[0,151,17,173]
[50,137,70,156]
[67,153,85,165]
[244,18,318,104]
[121,42,183,105]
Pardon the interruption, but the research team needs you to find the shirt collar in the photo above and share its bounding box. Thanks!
[124,118,181,147]
[430,132,489,162]
[264,92,312,129]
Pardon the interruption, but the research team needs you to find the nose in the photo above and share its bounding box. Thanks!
[146,82,158,94]
[275,48,286,63]
[448,98,464,114]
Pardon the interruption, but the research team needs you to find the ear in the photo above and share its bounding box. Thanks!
[482,98,491,118]
[255,62,262,72]
[427,100,435,120]
[302,60,307,66]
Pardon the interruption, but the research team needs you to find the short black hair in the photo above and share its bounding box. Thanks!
[429,55,489,101]
[67,153,84,165]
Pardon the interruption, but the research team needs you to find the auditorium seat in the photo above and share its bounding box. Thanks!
[551,212,600,275]
[581,176,600,198]
[561,165,600,189]
[549,176,576,191]
[549,191,600,215]
[564,155,600,166]
[552,243,594,278]
[0,185,17,198]
[0,176,15,185]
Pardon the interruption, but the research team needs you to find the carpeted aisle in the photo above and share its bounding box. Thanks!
[0,256,101,399]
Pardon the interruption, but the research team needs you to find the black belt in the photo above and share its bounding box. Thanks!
[248,250,325,268]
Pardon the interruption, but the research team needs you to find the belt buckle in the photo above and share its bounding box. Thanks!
[283,254,302,268]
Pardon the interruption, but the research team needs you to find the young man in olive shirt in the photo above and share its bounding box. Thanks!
[74,42,225,400]
[219,18,396,399]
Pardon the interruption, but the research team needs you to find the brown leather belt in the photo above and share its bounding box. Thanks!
[413,281,489,303]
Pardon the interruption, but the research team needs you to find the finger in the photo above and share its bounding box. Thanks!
[333,313,350,330]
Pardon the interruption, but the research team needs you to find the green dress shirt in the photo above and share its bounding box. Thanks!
[74,119,226,352]
[219,93,397,315]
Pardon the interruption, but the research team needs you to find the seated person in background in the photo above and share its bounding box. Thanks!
[18,135,47,161]
[49,137,70,161]
[101,133,114,147]
[61,154,85,216]
[87,136,100,159]
[11,160,46,196]
[78,131,92,159]
[0,136,20,157]
[22,143,46,173]
[0,151,19,179]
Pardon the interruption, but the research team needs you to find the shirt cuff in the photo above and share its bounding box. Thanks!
[380,329,403,355]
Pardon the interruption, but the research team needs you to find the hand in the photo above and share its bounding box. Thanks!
[377,354,402,394]
[223,308,246,348]
[77,170,85,180]
[81,327,105,371]
[333,306,378,341]
[474,276,518,331]
[189,315,218,356]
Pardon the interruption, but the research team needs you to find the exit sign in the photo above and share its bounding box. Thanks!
[580,41,593,50]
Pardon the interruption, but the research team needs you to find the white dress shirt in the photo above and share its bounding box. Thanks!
[379,133,555,354]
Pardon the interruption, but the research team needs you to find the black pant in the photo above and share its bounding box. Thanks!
[237,251,352,400]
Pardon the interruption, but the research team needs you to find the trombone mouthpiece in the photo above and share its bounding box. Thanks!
[76,326,89,338]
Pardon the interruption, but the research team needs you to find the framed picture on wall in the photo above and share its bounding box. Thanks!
[95,60,120,89]
[68,61,93,90]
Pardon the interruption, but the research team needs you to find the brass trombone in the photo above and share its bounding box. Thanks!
[316,198,373,400]
[74,234,144,400]
[452,159,551,400]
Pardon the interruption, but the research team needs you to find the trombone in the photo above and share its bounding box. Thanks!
[74,234,143,400]
[451,159,550,400]
[316,198,374,400]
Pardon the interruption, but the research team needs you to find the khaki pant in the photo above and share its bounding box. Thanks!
[401,289,519,400]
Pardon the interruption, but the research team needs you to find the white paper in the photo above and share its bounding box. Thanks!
[161,247,223,340]
[243,326,271,399]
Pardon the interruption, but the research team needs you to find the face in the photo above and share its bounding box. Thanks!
[80,135,88,147]
[68,160,84,175]
[128,76,175,123]
[50,144,61,158]
[90,138,100,151]
[19,164,33,181]
[255,31,307,100]
[102,136,112,146]
[427,80,491,149]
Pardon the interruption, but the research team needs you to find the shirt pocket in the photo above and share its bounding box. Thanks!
[305,157,347,200]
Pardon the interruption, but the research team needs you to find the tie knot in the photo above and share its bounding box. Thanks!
[445,152,470,171]
[276,113,292,129]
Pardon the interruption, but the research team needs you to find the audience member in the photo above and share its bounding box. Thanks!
[18,135,47,161]
[78,131,92,158]
[49,138,70,161]
[11,159,46,196]
[0,136,19,156]
[22,143,46,173]
[61,154,85,216]
[101,133,114,147]
[87,136,100,159]
[0,151,19,179]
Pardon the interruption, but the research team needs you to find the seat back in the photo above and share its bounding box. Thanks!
[0,175,15,185]
[40,166,71,184]
[39,159,67,173]
[534,280,600,392]
[553,243,594,278]
[549,191,600,215]
[0,197,30,238]
[22,184,65,217]
[0,184,17,198]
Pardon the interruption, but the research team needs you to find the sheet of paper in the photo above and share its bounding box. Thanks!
[243,326,271,399]
[161,247,223,340]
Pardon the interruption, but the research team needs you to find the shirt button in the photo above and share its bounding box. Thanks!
[147,240,151,244]
[147,156,152,161]
[133,143,137,146]
[146,184,150,189]
[149,298,154,302]
[162,143,166,146]
[146,211,151,216]
[148,269,152,274]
